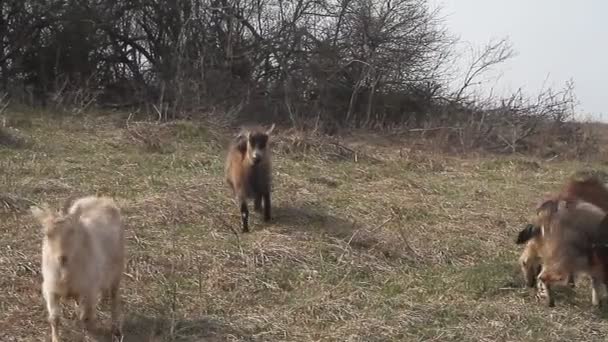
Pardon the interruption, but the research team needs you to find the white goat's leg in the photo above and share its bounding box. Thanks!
[77,292,97,331]
[43,289,61,342]
[110,283,123,341]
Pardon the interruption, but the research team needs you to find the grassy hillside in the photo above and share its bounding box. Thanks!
[1,110,608,341]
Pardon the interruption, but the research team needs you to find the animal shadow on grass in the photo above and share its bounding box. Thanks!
[86,313,247,342]
[273,204,358,237]
[272,204,405,258]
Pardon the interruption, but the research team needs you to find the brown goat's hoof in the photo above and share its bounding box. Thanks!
[592,297,606,308]
[543,294,555,307]
[80,317,97,332]
[112,327,124,342]
[536,291,554,307]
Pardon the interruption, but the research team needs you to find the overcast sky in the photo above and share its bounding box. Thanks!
[430,0,608,121]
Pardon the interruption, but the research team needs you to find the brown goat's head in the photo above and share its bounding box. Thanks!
[31,204,83,269]
[236,123,275,165]
[514,199,563,287]
[517,235,542,287]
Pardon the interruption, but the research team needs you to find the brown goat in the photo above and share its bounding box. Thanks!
[225,124,275,232]
[532,198,608,307]
[516,174,608,289]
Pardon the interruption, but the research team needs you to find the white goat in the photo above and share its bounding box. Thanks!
[31,195,125,342]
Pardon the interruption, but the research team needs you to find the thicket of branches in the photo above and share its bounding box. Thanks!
[0,0,590,155]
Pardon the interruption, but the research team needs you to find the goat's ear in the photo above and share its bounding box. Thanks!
[235,135,247,154]
[61,195,77,215]
[68,203,83,219]
[266,123,275,135]
[30,205,54,224]
[537,199,558,215]
[515,223,541,244]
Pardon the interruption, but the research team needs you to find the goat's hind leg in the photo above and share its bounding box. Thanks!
[536,278,555,307]
[77,292,97,332]
[262,191,271,222]
[254,194,262,213]
[591,275,607,307]
[567,273,576,288]
[240,198,250,233]
[110,283,123,341]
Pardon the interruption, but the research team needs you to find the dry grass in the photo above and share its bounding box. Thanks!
[2,109,608,341]
[0,126,30,148]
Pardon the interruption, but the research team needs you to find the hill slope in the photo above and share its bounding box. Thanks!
[1,111,607,341]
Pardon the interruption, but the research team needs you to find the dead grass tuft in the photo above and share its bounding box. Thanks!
[27,179,74,194]
[124,119,175,153]
[0,193,36,213]
[0,126,30,148]
[274,128,382,164]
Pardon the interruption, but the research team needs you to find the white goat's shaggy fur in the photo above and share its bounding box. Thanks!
[31,195,125,342]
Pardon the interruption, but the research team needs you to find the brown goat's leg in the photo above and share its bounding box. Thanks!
[591,275,607,307]
[521,261,541,288]
[536,278,555,307]
[110,284,123,341]
[567,273,575,288]
[254,195,262,213]
[240,200,249,233]
[44,290,61,342]
[262,192,271,222]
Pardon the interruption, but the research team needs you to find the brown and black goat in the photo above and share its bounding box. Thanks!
[530,198,608,307]
[225,124,275,232]
[516,174,608,289]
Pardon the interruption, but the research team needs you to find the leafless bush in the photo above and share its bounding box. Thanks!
[0,0,454,126]
[49,77,100,115]
[0,0,596,159]
[453,38,516,103]
[419,80,583,156]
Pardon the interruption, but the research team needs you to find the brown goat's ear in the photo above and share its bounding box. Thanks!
[235,135,247,154]
[516,224,541,244]
[537,199,558,215]
[266,123,275,135]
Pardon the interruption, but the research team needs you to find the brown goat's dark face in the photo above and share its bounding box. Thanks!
[247,132,269,165]
[239,124,274,165]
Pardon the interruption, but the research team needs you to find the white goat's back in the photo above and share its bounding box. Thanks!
[75,196,123,251]
[66,196,124,291]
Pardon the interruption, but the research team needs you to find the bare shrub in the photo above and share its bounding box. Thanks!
[0,126,29,148]
[0,0,597,160]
